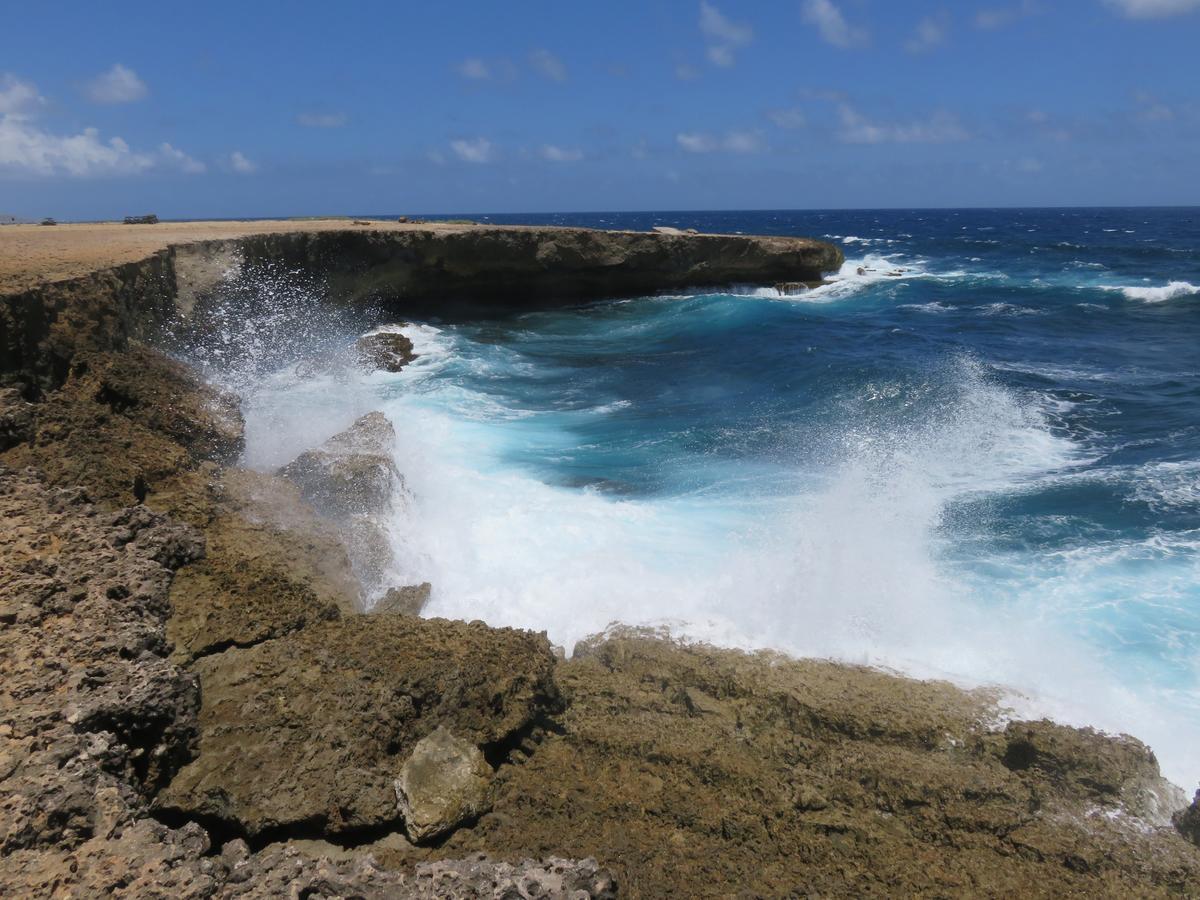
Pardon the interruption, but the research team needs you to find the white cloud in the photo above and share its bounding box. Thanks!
[0,74,43,115]
[228,151,256,174]
[801,0,869,48]
[0,118,154,176]
[837,105,969,143]
[529,49,568,82]
[450,137,493,163]
[975,1,1040,29]
[700,2,754,44]
[706,45,736,67]
[296,112,347,128]
[906,14,949,53]
[676,129,764,153]
[1134,91,1175,121]
[159,142,205,173]
[699,2,753,67]
[1104,0,1200,15]
[85,64,147,104]
[457,58,491,80]
[540,144,583,162]
[675,63,701,80]
[767,107,806,129]
[0,72,203,178]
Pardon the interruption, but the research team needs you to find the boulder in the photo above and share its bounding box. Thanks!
[279,412,399,519]
[278,412,404,601]
[395,727,492,843]
[355,330,417,373]
[156,615,559,837]
[376,582,432,616]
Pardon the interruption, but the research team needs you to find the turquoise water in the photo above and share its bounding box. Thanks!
[232,208,1200,787]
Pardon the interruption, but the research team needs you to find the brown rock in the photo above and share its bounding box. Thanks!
[376,582,432,616]
[1174,790,1200,847]
[356,330,418,373]
[395,727,492,843]
[156,616,559,837]
[279,411,399,519]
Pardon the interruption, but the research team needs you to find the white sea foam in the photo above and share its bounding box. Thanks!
[1104,281,1200,303]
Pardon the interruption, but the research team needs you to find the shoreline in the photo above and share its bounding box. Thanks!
[2,222,1197,895]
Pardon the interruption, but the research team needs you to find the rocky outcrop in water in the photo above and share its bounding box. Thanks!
[356,329,417,372]
[279,411,404,602]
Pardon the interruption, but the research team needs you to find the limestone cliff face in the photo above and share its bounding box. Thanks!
[1,225,842,392]
[227,227,843,307]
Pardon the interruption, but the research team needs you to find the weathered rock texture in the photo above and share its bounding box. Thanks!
[356,329,417,372]
[2,223,843,391]
[157,617,559,838]
[388,632,1200,897]
[279,411,404,601]
[395,727,492,843]
[0,464,202,876]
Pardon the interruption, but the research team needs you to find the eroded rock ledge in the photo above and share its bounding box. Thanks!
[2,224,1198,896]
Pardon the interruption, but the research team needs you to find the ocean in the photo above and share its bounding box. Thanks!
[226,207,1200,788]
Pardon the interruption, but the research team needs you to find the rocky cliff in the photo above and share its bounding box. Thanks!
[1,224,1197,898]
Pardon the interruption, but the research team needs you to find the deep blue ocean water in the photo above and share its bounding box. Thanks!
[237,208,1200,786]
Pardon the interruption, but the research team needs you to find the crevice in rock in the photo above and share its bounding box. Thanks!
[148,807,406,856]
[482,709,568,770]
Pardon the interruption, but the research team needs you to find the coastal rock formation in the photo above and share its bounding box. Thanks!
[391,631,1200,896]
[279,411,403,600]
[356,329,417,372]
[1,347,242,506]
[280,411,399,519]
[395,727,492,843]
[229,227,844,309]
[376,581,433,616]
[1177,791,1200,847]
[0,464,201,861]
[156,616,559,838]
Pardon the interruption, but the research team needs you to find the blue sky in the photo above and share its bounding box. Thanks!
[1,0,1198,218]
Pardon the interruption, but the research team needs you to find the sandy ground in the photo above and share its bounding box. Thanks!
[0,219,484,293]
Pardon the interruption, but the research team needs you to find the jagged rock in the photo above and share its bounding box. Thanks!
[279,411,404,601]
[396,726,492,843]
[165,469,356,660]
[157,616,559,837]
[404,853,617,899]
[997,719,1185,824]
[356,330,418,373]
[0,466,202,854]
[279,411,399,518]
[377,582,432,616]
[1,348,244,506]
[0,387,35,450]
[214,847,617,898]
[1175,790,1200,847]
[393,630,1200,896]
